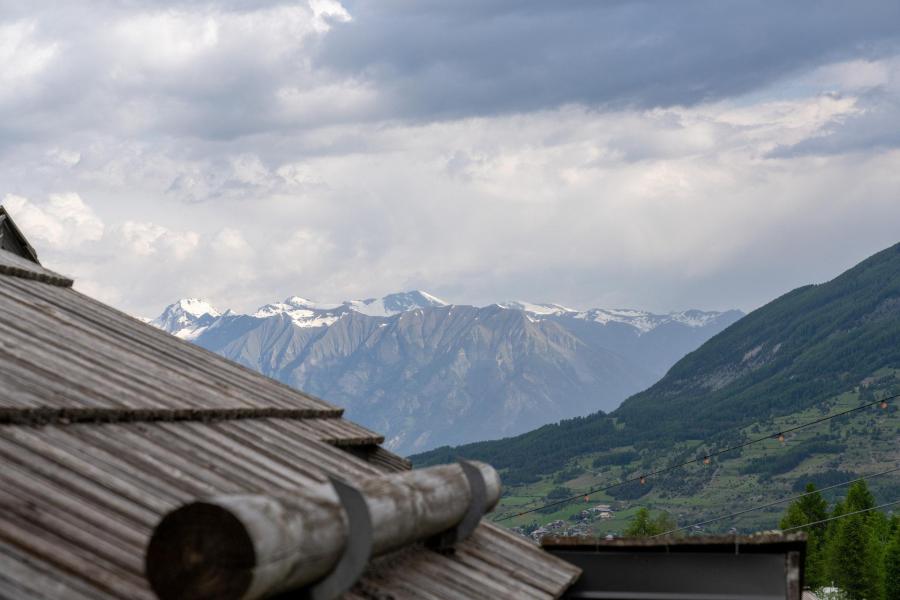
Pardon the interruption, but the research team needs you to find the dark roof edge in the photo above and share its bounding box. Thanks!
[0,248,73,287]
[542,531,807,552]
[0,406,345,427]
[0,206,40,264]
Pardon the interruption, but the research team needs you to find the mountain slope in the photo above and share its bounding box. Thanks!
[151,291,740,454]
[616,240,900,440]
[411,243,900,533]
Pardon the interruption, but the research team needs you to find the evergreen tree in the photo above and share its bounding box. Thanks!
[625,508,675,537]
[780,483,828,588]
[845,480,876,513]
[885,523,900,600]
[824,481,880,600]
[625,508,655,536]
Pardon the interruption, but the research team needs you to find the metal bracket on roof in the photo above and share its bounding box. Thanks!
[425,460,486,553]
[292,477,374,600]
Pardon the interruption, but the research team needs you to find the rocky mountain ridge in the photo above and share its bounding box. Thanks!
[150,291,742,454]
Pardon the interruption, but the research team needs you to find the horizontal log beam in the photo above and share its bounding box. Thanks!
[145,461,501,600]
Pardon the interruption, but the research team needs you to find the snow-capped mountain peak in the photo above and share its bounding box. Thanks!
[154,292,736,339]
[151,298,221,340]
[175,298,220,317]
[497,301,575,316]
[252,297,342,328]
[347,291,448,317]
[495,303,734,335]
[148,291,743,455]
[575,308,728,334]
[246,290,448,328]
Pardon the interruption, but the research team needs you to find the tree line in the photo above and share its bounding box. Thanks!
[780,480,899,600]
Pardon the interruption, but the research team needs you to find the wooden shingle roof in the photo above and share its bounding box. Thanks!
[0,246,579,599]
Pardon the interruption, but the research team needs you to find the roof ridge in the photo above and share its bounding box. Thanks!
[0,406,344,426]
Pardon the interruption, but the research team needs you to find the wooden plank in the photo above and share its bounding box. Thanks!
[0,406,341,426]
[81,423,256,495]
[470,524,582,593]
[37,426,186,504]
[3,427,172,514]
[355,547,450,600]
[0,291,272,410]
[158,421,324,490]
[261,419,386,477]
[0,540,104,600]
[226,420,382,480]
[3,277,334,410]
[0,452,148,550]
[0,433,158,527]
[0,512,149,600]
[0,486,145,576]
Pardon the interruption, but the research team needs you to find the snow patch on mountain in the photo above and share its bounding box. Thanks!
[253,296,343,327]
[497,303,731,335]
[151,298,221,340]
[350,291,448,317]
[574,308,726,334]
[153,291,732,339]
[497,301,575,315]
[148,291,743,453]
[249,290,447,326]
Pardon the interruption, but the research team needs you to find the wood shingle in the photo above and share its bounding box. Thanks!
[0,232,579,599]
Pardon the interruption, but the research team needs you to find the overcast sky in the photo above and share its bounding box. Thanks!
[3,1,900,317]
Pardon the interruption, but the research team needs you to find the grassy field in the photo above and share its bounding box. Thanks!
[490,384,900,536]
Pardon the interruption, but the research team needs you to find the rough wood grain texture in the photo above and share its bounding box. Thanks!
[146,463,501,600]
[0,407,343,425]
[0,259,579,600]
[0,276,335,412]
[0,541,101,600]
[341,444,413,472]
[0,421,577,600]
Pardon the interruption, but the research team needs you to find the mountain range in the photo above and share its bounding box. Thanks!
[150,291,741,454]
[412,242,900,534]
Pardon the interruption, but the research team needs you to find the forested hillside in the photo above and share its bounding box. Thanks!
[413,242,900,536]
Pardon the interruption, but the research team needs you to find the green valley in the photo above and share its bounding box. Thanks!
[412,243,900,537]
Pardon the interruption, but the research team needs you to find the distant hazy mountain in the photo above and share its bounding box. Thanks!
[411,243,900,534]
[151,291,741,454]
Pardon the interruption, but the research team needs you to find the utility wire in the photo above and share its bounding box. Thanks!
[494,394,896,522]
[652,465,900,537]
[781,499,900,532]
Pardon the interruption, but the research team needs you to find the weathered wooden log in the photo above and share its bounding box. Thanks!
[145,461,501,600]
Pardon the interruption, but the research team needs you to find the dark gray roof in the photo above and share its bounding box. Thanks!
[0,247,579,599]
[0,206,39,264]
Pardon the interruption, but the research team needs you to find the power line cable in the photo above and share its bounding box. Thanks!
[494,394,896,522]
[652,464,900,537]
[781,499,900,532]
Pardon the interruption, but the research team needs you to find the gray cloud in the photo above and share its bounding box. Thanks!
[317,1,900,119]
[1,1,900,320]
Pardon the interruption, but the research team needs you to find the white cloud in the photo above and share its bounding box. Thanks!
[0,20,58,103]
[212,227,252,256]
[2,193,104,249]
[111,11,220,74]
[47,148,82,167]
[114,221,199,260]
[809,59,891,91]
[0,2,899,319]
